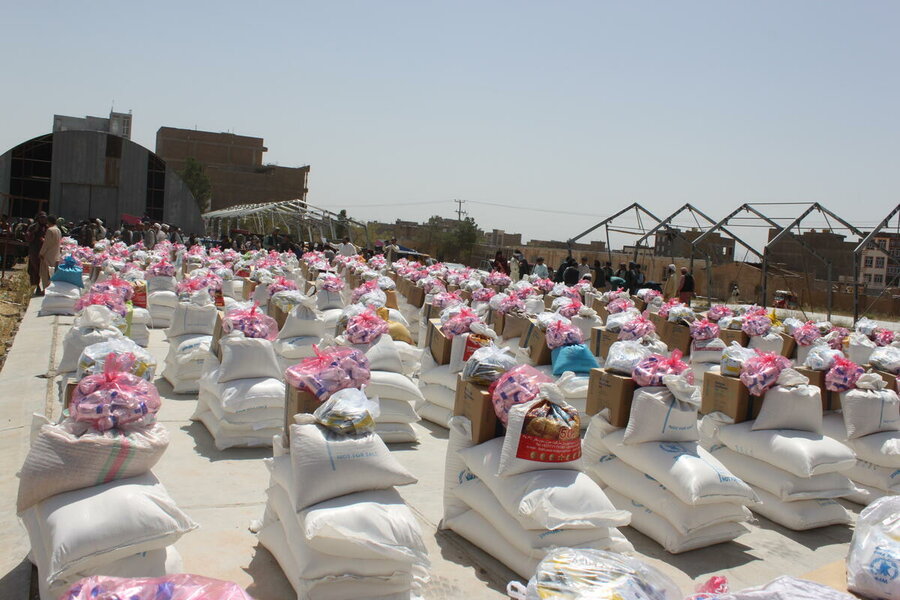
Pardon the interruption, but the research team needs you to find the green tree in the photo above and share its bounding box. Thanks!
[450,217,480,264]
[179,157,212,213]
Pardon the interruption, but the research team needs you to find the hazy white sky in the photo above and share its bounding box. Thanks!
[4,1,898,250]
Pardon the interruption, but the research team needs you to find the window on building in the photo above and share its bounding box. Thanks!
[8,134,53,218]
[146,154,166,221]
[864,274,872,283]
[874,274,884,284]
[864,256,874,267]
[876,257,885,268]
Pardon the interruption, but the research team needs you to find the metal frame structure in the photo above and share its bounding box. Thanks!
[853,204,900,322]
[202,199,370,247]
[566,203,664,263]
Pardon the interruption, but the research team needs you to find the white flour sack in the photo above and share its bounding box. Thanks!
[848,496,900,600]
[841,372,900,439]
[602,428,757,506]
[349,334,404,374]
[708,444,857,502]
[217,333,282,382]
[603,489,747,554]
[443,416,477,524]
[748,486,851,530]
[752,369,823,434]
[623,383,699,445]
[279,297,326,339]
[287,421,417,511]
[458,438,630,531]
[165,301,217,338]
[586,452,750,536]
[846,460,900,494]
[451,478,631,558]
[822,413,900,469]
[716,421,856,478]
[497,396,582,477]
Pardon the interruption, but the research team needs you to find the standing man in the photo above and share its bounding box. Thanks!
[531,257,549,279]
[26,212,48,296]
[337,237,357,257]
[142,224,156,248]
[678,266,696,305]
[384,238,400,266]
[40,215,61,292]
[577,256,591,280]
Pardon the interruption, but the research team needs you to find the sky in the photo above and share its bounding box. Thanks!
[4,1,899,251]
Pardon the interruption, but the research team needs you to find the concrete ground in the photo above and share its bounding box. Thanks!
[1,298,862,599]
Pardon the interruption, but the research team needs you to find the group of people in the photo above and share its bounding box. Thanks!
[491,249,696,303]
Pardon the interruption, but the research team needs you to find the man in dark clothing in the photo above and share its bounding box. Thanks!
[678,267,696,304]
[554,258,568,283]
[627,262,640,294]
[563,260,580,286]
[602,261,614,289]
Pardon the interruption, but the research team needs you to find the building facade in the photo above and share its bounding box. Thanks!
[0,130,203,233]
[155,127,310,211]
[765,228,857,282]
[53,110,133,139]
[653,227,735,263]
[859,232,900,290]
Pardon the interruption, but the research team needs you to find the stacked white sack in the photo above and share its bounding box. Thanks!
[443,410,633,579]
[191,333,285,450]
[161,300,218,394]
[39,281,82,316]
[259,417,428,599]
[57,305,124,374]
[146,275,178,328]
[123,306,152,347]
[821,372,900,505]
[703,369,857,529]
[273,295,326,372]
[582,380,755,553]
[417,345,460,429]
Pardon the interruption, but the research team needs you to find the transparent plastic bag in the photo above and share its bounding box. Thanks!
[605,308,642,333]
[739,351,792,396]
[793,321,822,346]
[75,291,127,317]
[545,319,584,349]
[606,340,652,376]
[222,302,279,340]
[847,496,900,600]
[70,353,162,431]
[441,307,483,336]
[870,346,900,374]
[856,316,879,338]
[489,364,554,425]
[606,297,636,314]
[313,387,380,435]
[284,345,371,401]
[803,343,844,371]
[667,305,696,324]
[61,574,256,600]
[689,318,719,341]
[633,350,691,386]
[721,342,757,377]
[462,344,518,386]
[507,549,681,600]
[77,338,156,381]
[618,316,655,341]
[874,328,896,347]
[825,357,864,393]
[344,309,389,344]
[145,260,176,277]
[707,304,733,322]
[742,314,772,337]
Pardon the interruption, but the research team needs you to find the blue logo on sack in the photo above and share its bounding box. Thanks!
[869,554,900,584]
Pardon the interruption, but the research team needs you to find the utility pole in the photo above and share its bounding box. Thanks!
[454,198,467,221]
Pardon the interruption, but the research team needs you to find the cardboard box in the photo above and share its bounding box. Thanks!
[460,289,472,302]
[590,327,619,359]
[64,380,77,406]
[397,278,411,297]
[283,385,323,444]
[407,285,426,308]
[779,332,797,359]
[387,271,398,283]
[430,319,452,365]
[631,295,647,312]
[520,319,551,365]
[241,279,257,301]
[384,289,399,310]
[866,366,898,391]
[268,302,289,330]
[648,312,668,333]
[664,321,692,355]
[453,375,501,444]
[544,295,555,310]
[586,368,637,427]
[701,371,762,423]
[495,312,529,340]
[719,329,750,348]
[591,298,610,322]
[210,311,225,360]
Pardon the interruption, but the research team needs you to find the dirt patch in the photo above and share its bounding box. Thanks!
[0,267,35,371]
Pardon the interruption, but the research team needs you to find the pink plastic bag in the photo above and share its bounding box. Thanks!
[742,314,772,337]
[632,350,691,386]
[496,294,525,314]
[825,357,864,393]
[351,279,379,303]
[440,307,482,336]
[657,298,683,319]
[75,291,127,317]
[606,297,635,314]
[618,316,656,341]
[70,353,162,431]
[739,351,792,396]
[685,575,729,599]
[706,305,733,322]
[419,277,446,294]
[557,298,583,318]
[344,309,389,344]
[689,319,719,341]
[432,291,464,310]
[145,260,175,277]
[62,574,256,600]
[267,276,298,296]
[284,345,370,401]
[471,287,496,303]
[874,328,895,347]
[485,271,511,287]
[488,364,554,425]
[320,274,345,292]
[545,319,584,349]
[91,275,133,301]
[222,303,279,340]
[825,326,849,350]
[793,321,822,346]
[533,278,555,294]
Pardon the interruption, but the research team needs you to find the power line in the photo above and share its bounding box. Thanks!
[467,199,609,218]
[334,200,447,208]
[454,198,468,221]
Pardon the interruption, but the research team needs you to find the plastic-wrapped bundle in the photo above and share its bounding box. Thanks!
[742,314,772,337]
[555,297,583,319]
[532,278,554,294]
[50,255,85,288]
[667,305,696,324]
[77,338,156,381]
[545,319,583,349]
[507,549,681,600]
[847,496,900,600]
[462,344,518,385]
[657,298,683,319]
[75,292,127,317]
[739,351,792,396]
[440,307,482,337]
[484,271,511,287]
[793,321,821,346]
[689,319,719,341]
[418,276,446,294]
[432,291,464,310]
[606,297,635,314]
[720,342,756,377]
[606,340,652,376]
[823,327,849,351]
[602,287,630,302]
[61,574,256,600]
[706,304,732,322]
[351,279,379,304]
[222,303,278,340]
[145,260,176,278]
[870,346,900,374]
[345,309,389,344]
[632,350,691,387]
[320,274,345,292]
[825,357,864,393]
[70,353,162,431]
[856,316,879,338]
[874,328,896,347]
[488,364,554,425]
[471,287,496,303]
[284,345,371,401]
[313,387,380,435]
[267,276,298,297]
[618,315,655,341]
[803,344,844,371]
[91,275,133,301]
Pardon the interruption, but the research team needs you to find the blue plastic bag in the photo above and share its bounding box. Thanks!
[551,343,599,376]
[50,256,84,288]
